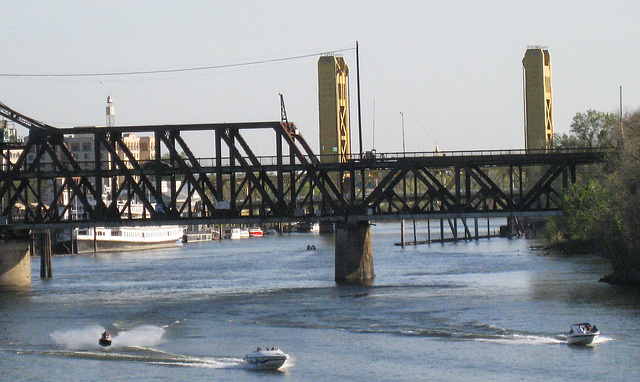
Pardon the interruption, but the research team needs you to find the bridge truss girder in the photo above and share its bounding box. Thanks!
[0,104,609,229]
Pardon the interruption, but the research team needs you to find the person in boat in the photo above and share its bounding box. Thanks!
[591,325,598,333]
[101,330,110,339]
[256,347,261,351]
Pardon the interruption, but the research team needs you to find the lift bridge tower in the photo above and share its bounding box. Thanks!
[522,46,554,151]
[318,54,351,163]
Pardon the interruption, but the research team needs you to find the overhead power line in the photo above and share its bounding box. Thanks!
[0,47,354,78]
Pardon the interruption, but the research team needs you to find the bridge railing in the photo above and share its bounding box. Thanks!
[179,147,616,168]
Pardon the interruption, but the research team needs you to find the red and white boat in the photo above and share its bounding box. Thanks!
[248,227,264,237]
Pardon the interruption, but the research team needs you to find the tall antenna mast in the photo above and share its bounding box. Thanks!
[106,95,115,127]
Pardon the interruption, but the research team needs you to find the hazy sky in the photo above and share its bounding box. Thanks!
[1,1,638,157]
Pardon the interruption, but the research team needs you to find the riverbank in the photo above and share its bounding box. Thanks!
[599,268,640,286]
[536,238,640,287]
[535,238,599,255]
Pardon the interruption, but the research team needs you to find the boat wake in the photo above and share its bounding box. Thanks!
[16,346,244,369]
[50,325,165,350]
[358,323,568,346]
[475,333,565,345]
[143,349,244,369]
[33,325,244,369]
[49,325,106,350]
[590,335,614,345]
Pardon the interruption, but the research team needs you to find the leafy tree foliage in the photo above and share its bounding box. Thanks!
[551,108,640,284]
[554,109,618,148]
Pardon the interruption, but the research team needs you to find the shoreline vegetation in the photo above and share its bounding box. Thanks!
[549,108,640,287]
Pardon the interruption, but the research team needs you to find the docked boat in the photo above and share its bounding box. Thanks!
[244,348,289,370]
[295,222,319,233]
[249,227,264,237]
[75,226,183,253]
[567,323,600,346]
[223,227,242,239]
[98,331,112,347]
[264,228,278,236]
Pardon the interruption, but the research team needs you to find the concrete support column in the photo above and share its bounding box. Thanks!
[335,221,374,285]
[319,222,335,234]
[0,241,31,290]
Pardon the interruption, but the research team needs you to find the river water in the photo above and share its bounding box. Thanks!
[1,221,639,381]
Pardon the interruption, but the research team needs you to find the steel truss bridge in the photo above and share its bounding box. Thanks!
[0,101,611,232]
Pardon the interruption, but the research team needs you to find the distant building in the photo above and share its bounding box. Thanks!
[65,134,108,167]
[119,133,155,162]
[17,131,156,212]
[522,46,554,151]
[318,55,351,163]
[0,121,22,167]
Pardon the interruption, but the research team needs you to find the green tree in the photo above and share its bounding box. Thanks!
[552,108,640,284]
[562,180,610,240]
[568,109,617,147]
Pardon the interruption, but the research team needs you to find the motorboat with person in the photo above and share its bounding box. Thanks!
[567,323,600,346]
[244,347,289,370]
[98,330,112,347]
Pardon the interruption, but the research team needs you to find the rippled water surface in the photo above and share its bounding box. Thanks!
[1,222,639,381]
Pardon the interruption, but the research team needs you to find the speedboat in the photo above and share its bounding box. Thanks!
[249,227,264,237]
[567,323,600,346]
[98,331,112,347]
[244,348,289,370]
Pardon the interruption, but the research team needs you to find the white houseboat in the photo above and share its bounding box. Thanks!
[75,226,183,253]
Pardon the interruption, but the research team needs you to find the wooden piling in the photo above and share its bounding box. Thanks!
[32,230,52,279]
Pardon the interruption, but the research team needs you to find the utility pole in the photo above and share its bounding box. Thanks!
[619,85,625,146]
[400,112,406,154]
[372,98,376,150]
[356,41,363,158]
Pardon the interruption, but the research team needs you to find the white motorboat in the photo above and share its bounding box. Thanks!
[222,227,242,239]
[264,228,278,235]
[244,348,289,370]
[567,323,600,346]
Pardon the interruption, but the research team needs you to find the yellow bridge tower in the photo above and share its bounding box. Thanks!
[318,55,351,163]
[522,46,554,151]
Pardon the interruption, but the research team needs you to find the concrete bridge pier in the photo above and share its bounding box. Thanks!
[0,241,31,290]
[335,221,374,285]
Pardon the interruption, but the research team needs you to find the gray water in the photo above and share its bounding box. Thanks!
[1,222,639,381]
